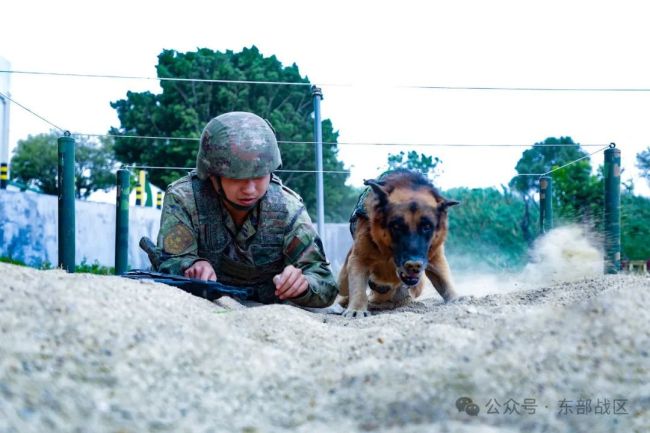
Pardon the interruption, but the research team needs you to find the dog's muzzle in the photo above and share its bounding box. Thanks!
[398,259,424,286]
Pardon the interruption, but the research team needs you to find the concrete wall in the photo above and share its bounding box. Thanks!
[0,190,161,269]
[0,190,352,273]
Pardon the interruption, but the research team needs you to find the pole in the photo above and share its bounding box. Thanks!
[57,132,75,272]
[0,96,8,189]
[0,59,10,190]
[156,191,163,209]
[539,176,553,234]
[0,163,7,189]
[115,169,130,275]
[604,143,621,274]
[312,86,325,237]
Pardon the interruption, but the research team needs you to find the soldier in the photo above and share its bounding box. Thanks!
[155,111,337,307]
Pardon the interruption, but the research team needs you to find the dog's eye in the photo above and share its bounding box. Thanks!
[389,222,402,232]
[420,222,433,232]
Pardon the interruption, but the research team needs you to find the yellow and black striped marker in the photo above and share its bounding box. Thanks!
[135,170,146,206]
[0,163,8,189]
[156,191,163,209]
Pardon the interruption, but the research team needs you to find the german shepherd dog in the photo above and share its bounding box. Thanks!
[337,169,459,318]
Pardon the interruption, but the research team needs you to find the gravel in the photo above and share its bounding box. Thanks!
[1,260,648,433]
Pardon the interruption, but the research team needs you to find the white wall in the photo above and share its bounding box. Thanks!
[0,190,160,269]
[0,190,353,273]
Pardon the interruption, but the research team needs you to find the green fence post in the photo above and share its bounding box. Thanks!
[57,132,75,272]
[539,176,553,234]
[115,169,130,275]
[604,143,621,274]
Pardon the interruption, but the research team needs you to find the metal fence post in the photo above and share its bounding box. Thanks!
[539,176,553,234]
[311,86,325,237]
[115,169,130,275]
[57,131,75,272]
[604,143,621,274]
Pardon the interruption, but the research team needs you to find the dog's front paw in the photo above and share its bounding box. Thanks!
[342,308,371,318]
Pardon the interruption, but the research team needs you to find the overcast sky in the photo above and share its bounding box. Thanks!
[2,0,650,197]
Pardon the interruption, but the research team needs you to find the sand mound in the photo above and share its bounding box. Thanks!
[0,259,648,433]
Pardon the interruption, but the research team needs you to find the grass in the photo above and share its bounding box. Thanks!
[0,256,115,275]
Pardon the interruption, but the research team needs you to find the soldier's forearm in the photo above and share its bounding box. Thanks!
[158,255,204,276]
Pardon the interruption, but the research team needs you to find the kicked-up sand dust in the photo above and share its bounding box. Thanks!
[0,226,648,433]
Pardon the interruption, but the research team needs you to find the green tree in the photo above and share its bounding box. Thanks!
[444,187,534,270]
[637,147,650,183]
[387,151,441,178]
[10,131,116,198]
[110,46,356,222]
[510,137,595,242]
[550,160,603,228]
[510,137,587,196]
[621,192,650,260]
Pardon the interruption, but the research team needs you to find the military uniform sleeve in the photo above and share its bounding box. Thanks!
[283,209,338,308]
[156,189,202,275]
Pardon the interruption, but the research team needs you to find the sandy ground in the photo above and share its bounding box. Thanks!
[1,227,649,433]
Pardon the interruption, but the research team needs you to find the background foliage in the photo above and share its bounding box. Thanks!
[110,46,358,222]
[10,131,116,198]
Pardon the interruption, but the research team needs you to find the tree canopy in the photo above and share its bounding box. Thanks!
[509,136,587,197]
[10,132,116,198]
[110,46,357,222]
[387,151,441,179]
[445,187,534,270]
[637,147,650,183]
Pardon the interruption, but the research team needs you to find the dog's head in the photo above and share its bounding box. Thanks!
[364,170,459,286]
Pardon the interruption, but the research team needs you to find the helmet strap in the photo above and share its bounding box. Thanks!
[214,176,260,212]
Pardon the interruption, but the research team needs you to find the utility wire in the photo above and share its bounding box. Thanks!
[0,90,66,132]
[123,164,350,174]
[4,69,650,92]
[0,70,314,87]
[0,94,611,150]
[0,85,616,179]
[517,144,612,177]
[78,132,608,148]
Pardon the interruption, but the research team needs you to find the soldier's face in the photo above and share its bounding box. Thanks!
[216,175,271,207]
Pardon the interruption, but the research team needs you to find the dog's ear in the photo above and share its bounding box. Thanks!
[441,199,460,210]
[364,179,389,208]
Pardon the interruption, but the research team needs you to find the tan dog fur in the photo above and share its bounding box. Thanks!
[337,170,458,318]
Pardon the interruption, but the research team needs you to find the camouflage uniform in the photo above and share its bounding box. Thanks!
[155,112,337,307]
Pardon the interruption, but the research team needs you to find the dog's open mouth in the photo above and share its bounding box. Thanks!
[399,272,421,287]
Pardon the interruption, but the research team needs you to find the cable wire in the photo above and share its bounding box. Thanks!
[4,69,650,92]
[77,132,609,148]
[123,164,350,174]
[516,144,612,177]
[0,90,66,132]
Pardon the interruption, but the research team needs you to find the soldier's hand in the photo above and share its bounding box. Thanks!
[273,265,309,300]
[184,260,217,281]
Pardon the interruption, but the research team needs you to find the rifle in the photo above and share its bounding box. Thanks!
[128,236,254,301]
[122,269,254,301]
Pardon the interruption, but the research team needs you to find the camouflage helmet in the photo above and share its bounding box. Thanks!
[196,112,281,179]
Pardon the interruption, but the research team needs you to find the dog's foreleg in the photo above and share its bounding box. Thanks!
[342,256,370,318]
[336,252,351,308]
[426,256,458,302]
